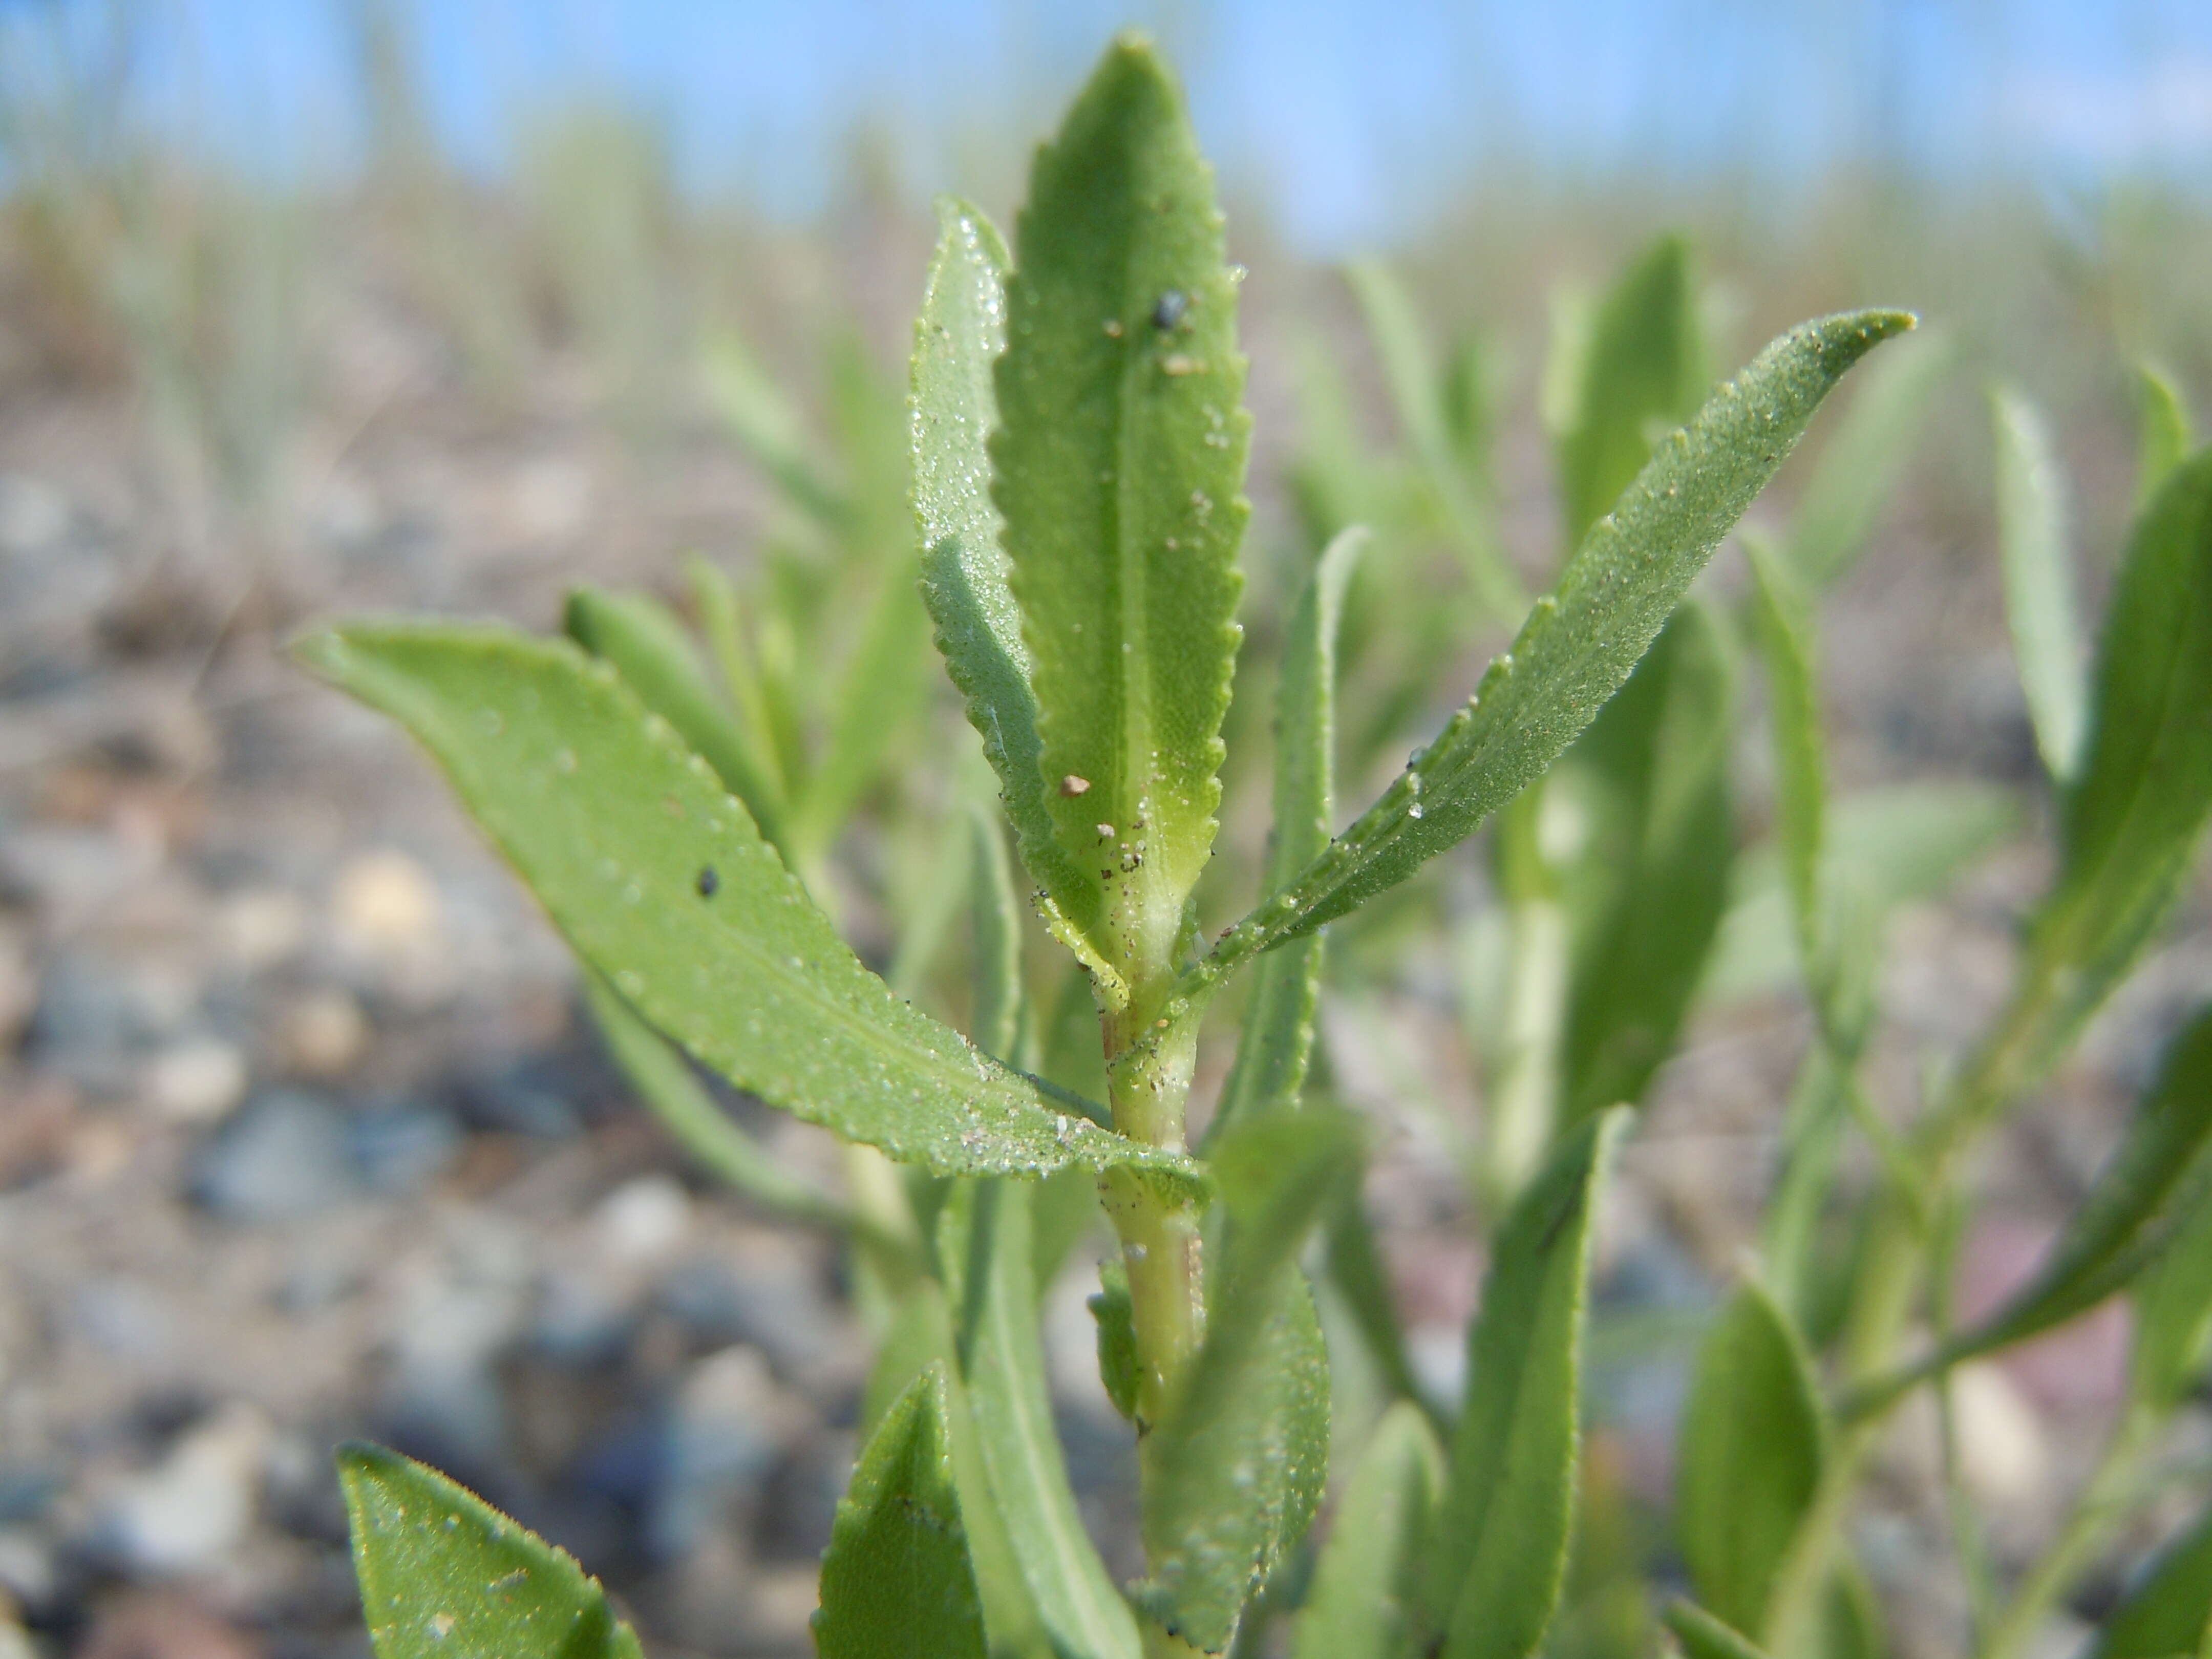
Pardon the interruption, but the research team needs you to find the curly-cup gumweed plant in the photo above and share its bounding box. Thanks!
[296,34,2212,1659]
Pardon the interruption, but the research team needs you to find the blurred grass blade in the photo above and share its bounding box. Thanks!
[296,624,1201,1197]
[816,1365,990,1659]
[1325,1179,1433,1419]
[992,37,1250,991]
[2131,1166,2212,1408]
[1193,311,1912,987]
[2012,450,2212,1091]
[1664,1601,1772,1659]
[339,1442,643,1659]
[1677,1282,1826,1639]
[1557,598,1736,1119]
[583,969,881,1241]
[790,565,928,855]
[1291,1400,1444,1659]
[1209,527,1364,1144]
[911,196,1101,963]
[1747,541,1824,973]
[2089,1504,2212,1659]
[1138,1109,1357,1651]
[686,554,790,812]
[1423,1110,1626,1659]
[1556,233,1706,549]
[1868,1009,2212,1403]
[2135,364,2194,511]
[969,807,1026,1062]
[1784,329,1952,590]
[1992,387,2089,782]
[703,328,849,529]
[954,1182,1144,1659]
[564,584,790,854]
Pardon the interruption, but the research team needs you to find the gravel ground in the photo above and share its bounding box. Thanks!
[0,218,2206,1659]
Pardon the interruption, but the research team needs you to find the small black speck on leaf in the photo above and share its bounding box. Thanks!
[1151,290,1187,329]
[695,866,720,898]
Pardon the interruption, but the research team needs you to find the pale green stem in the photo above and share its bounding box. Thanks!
[1484,890,1567,1207]
[1100,1010,1205,1433]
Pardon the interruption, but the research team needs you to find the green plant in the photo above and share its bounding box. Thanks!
[296,35,2212,1659]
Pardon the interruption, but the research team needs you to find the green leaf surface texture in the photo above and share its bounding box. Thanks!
[1196,310,1912,984]
[2091,1504,2212,1659]
[1676,1282,1826,1639]
[815,1366,990,1659]
[1556,233,1707,549]
[1209,526,1365,1142]
[1291,1399,1445,1659]
[991,35,1250,992]
[2030,449,2212,1064]
[339,1443,643,1659]
[1557,599,1736,1119]
[296,624,1200,1197]
[1943,1007,2212,1368]
[1424,1109,1627,1659]
[1992,387,2089,782]
[1138,1108,1359,1651]
[1664,1601,1773,1659]
[563,585,789,853]
[953,1181,1143,1659]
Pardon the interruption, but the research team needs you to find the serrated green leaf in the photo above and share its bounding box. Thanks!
[2091,1504,2212,1659]
[1422,1109,1626,1659]
[563,585,790,854]
[992,35,1249,998]
[2132,1167,2212,1408]
[1138,1109,1358,1651]
[1992,387,2090,782]
[2135,364,2194,512]
[1557,599,1736,1119]
[338,1442,642,1659]
[953,1181,1143,1659]
[1556,234,1707,549]
[1891,1008,2212,1389]
[295,624,1200,1198]
[2015,449,2212,1084]
[1291,1400,1444,1659]
[1209,527,1365,1145]
[1783,329,1952,591]
[816,1365,990,1659]
[1677,1282,1826,1640]
[1090,1258,1141,1422]
[1191,311,1911,992]
[1664,1601,1771,1659]
[582,969,874,1240]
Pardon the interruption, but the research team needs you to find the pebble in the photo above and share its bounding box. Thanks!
[189,1090,358,1222]
[348,1100,461,1193]
[657,1247,835,1375]
[330,849,442,959]
[595,1175,692,1263]
[97,1405,266,1576]
[273,987,368,1077]
[651,1346,792,1560]
[210,888,307,972]
[143,1039,247,1124]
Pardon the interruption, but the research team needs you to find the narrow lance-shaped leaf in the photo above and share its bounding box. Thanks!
[1677,1281,1827,1641]
[1556,232,1707,550]
[2089,1503,2212,1659]
[1208,526,1364,1144]
[1783,328,1953,591]
[1138,1108,1358,1652]
[2131,1169,2212,1409]
[1557,598,1736,1120]
[1867,1007,2212,1401]
[1992,387,2089,782]
[339,1443,643,1659]
[1291,1399,1445,1659]
[564,585,789,854]
[993,35,1250,999]
[1188,311,1912,995]
[911,197,1107,977]
[295,625,1201,1197]
[2014,450,2212,1085]
[815,1365,990,1659]
[1664,1601,1773,1659]
[1421,1109,1627,1659]
[2134,364,2193,512]
[953,1181,1144,1659]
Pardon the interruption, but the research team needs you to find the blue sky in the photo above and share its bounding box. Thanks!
[18,0,2212,250]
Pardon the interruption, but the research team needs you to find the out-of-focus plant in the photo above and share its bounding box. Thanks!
[292,32,2212,1659]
